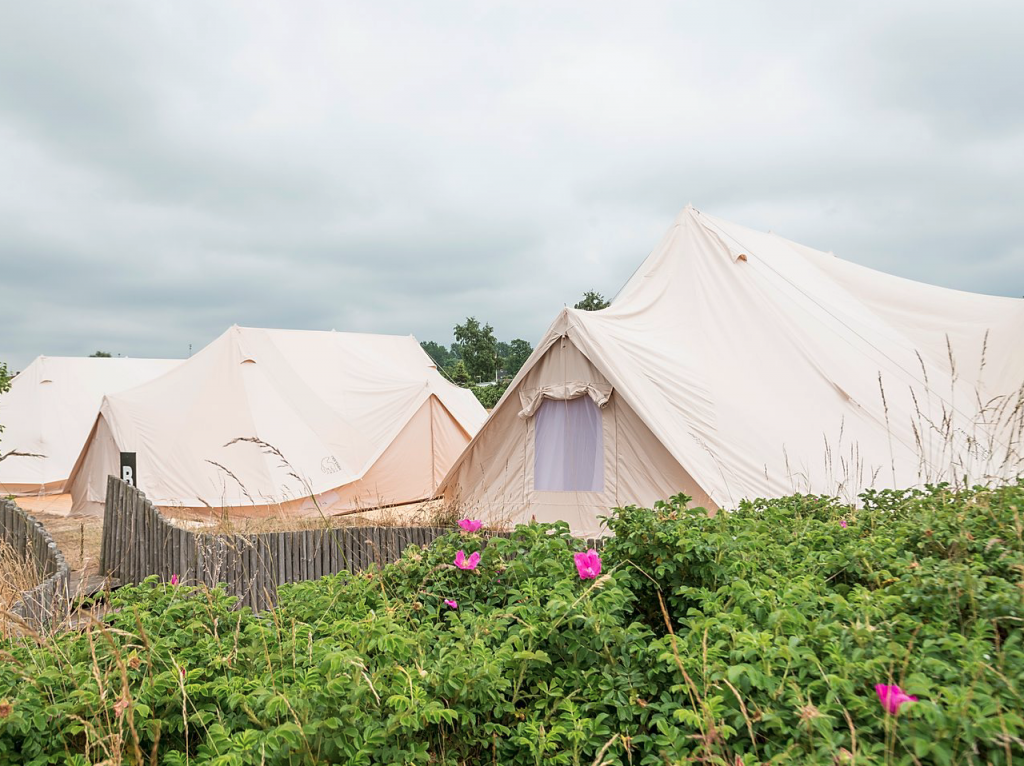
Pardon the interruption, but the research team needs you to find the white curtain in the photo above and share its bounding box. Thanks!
[534,396,603,492]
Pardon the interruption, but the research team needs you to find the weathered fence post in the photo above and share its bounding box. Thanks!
[96,478,504,613]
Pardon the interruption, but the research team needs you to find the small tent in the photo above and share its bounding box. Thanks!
[441,206,1024,536]
[67,326,487,516]
[0,356,181,496]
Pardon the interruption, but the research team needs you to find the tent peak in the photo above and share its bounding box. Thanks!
[674,204,705,228]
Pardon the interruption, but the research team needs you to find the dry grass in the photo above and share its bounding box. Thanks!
[6,508,109,615]
[181,435,480,534]
[164,497,463,536]
[36,515,103,575]
[0,538,39,613]
[752,345,1024,506]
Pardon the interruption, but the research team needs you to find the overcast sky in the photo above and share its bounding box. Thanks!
[1,1,1021,371]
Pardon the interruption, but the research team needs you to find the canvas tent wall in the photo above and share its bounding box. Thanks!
[0,357,180,496]
[67,326,487,517]
[441,206,1024,536]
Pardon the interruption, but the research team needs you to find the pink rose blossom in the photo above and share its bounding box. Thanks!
[444,599,458,610]
[170,574,180,586]
[840,520,848,528]
[454,550,481,570]
[574,549,602,580]
[875,684,917,714]
[458,519,483,533]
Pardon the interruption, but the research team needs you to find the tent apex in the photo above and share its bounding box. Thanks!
[678,204,704,225]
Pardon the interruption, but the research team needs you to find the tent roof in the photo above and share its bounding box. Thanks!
[73,325,486,508]
[0,356,181,491]
[445,206,1024,507]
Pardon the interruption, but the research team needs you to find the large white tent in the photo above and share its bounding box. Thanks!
[0,356,181,496]
[67,326,487,516]
[441,206,1024,536]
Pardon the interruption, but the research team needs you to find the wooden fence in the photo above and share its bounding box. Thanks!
[101,477,451,611]
[0,498,71,631]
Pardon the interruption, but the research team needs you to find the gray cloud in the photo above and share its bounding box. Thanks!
[1,0,1022,371]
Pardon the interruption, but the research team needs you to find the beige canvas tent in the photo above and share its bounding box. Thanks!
[441,206,1024,536]
[0,356,180,496]
[67,326,487,516]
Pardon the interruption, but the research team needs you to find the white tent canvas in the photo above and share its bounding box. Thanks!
[0,356,181,496]
[441,206,1024,536]
[67,326,487,516]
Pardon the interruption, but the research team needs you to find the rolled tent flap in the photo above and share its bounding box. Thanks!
[516,336,614,418]
[518,383,613,418]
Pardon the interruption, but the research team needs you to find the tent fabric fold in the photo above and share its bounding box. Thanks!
[516,336,614,417]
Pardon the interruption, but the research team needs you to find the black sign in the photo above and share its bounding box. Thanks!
[120,452,137,487]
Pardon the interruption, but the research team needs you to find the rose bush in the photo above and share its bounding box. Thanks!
[603,482,1024,764]
[0,482,1021,764]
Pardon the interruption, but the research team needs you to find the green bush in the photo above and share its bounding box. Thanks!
[0,482,1022,764]
[604,483,1024,764]
[470,380,509,409]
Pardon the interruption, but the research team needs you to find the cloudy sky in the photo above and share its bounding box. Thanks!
[1,1,1021,370]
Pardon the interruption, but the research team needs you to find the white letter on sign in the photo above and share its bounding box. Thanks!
[122,466,134,485]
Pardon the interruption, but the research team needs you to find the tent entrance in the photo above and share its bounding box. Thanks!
[533,396,604,492]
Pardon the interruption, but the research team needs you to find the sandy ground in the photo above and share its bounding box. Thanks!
[165,497,451,533]
[14,493,74,517]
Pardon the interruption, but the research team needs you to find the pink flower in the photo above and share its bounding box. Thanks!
[444,599,458,610]
[458,519,483,533]
[454,550,481,570]
[840,520,848,528]
[875,684,917,714]
[574,549,602,580]
[170,574,180,586]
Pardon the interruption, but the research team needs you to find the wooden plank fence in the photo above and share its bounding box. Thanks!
[101,476,452,612]
[0,498,71,632]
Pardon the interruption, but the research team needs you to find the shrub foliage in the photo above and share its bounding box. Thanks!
[0,483,1022,764]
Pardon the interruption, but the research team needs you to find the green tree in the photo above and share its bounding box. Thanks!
[420,341,452,369]
[1,361,12,453]
[502,338,533,378]
[453,317,498,382]
[574,290,610,311]
[470,379,510,408]
[90,351,112,358]
[449,360,470,387]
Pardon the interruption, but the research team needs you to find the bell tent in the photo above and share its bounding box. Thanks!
[67,326,487,517]
[0,356,181,496]
[440,206,1024,536]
